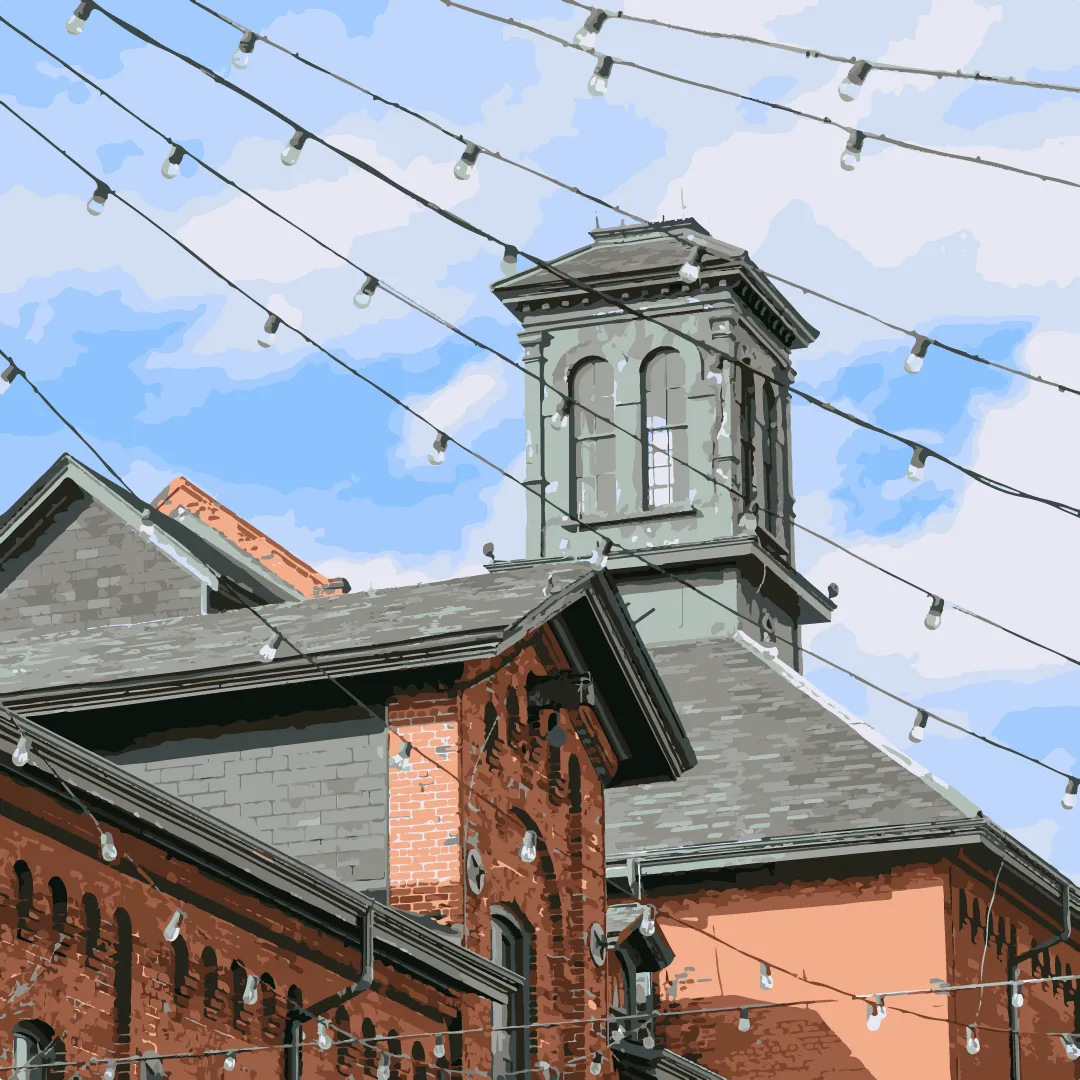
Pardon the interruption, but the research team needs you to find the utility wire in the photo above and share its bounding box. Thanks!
[557,0,1080,96]
[443,1,1080,195]
[42,4,1080,526]
[1,99,1074,809]
[10,19,1074,672]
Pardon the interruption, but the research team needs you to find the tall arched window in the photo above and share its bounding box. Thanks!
[491,911,529,1080]
[642,350,688,509]
[762,383,779,530]
[13,1020,63,1080]
[570,360,616,517]
[14,861,34,942]
[739,370,757,514]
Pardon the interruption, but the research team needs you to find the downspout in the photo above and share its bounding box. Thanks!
[1009,883,1072,1080]
[297,905,376,1022]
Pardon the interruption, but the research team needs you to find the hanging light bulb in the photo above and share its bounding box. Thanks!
[161,145,186,180]
[258,632,283,663]
[429,432,449,466]
[610,1024,626,1045]
[678,246,704,285]
[1063,778,1079,810]
[163,909,185,942]
[66,2,95,35]
[281,129,309,167]
[377,1053,391,1080]
[759,962,774,991]
[99,831,118,863]
[12,735,30,767]
[1062,1036,1080,1061]
[640,906,656,937]
[102,1062,117,1080]
[223,1053,237,1072]
[589,1051,603,1076]
[317,1020,333,1052]
[353,275,379,309]
[232,30,256,70]
[243,974,259,1006]
[87,181,110,216]
[454,142,479,181]
[865,996,887,1031]
[550,399,570,430]
[574,9,609,48]
[642,1034,655,1050]
[906,447,928,482]
[1010,983,1024,1009]
[905,335,930,374]
[500,246,519,277]
[258,314,281,349]
[588,56,614,97]
[390,740,413,771]
[737,1007,750,1033]
[519,829,538,863]
[909,709,929,743]
[588,538,613,569]
[839,130,865,172]
[433,1036,445,1061]
[965,1025,980,1055]
[0,360,20,393]
[838,60,872,102]
[924,595,944,631]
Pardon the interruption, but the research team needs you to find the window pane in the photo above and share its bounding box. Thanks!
[15,1033,32,1080]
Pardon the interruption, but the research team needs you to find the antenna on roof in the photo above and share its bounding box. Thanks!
[595,213,600,228]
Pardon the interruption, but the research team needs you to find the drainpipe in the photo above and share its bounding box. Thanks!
[1009,883,1072,1080]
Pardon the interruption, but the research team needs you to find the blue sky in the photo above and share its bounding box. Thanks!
[1,0,1079,875]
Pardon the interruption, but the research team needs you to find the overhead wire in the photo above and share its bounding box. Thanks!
[557,0,1080,96]
[6,15,1074,675]
[59,2,1080,525]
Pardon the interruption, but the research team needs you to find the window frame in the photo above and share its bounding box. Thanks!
[739,368,757,513]
[569,359,617,518]
[762,381,779,531]
[641,350,689,511]
[490,908,530,1080]
[13,1021,62,1080]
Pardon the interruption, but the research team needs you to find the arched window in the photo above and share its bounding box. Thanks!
[230,960,248,1029]
[114,909,133,1078]
[739,370,757,514]
[570,360,616,517]
[13,1020,63,1080]
[48,878,67,941]
[171,936,190,1003]
[14,861,34,941]
[201,946,219,1021]
[642,351,688,509]
[762,383,779,530]
[491,911,529,1080]
[81,893,100,969]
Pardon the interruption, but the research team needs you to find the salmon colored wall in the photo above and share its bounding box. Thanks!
[639,863,953,1080]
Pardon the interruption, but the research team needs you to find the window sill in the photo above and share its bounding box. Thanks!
[560,505,700,530]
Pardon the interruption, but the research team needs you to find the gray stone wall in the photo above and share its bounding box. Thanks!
[0,495,204,641]
[116,720,389,896]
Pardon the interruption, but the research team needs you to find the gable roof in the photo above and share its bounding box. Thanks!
[605,631,978,858]
[0,454,305,604]
[0,563,695,784]
[153,475,334,598]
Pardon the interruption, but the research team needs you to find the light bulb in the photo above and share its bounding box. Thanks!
[281,129,308,167]
[965,1026,980,1055]
[161,145,185,180]
[759,962,773,991]
[391,740,413,771]
[574,10,608,49]
[353,275,378,309]
[519,830,538,863]
[906,447,928,482]
[1063,778,1079,810]
[589,1052,603,1076]
[317,1020,333,1051]
[258,314,281,349]
[640,907,655,937]
[258,632,282,663]
[838,60,872,102]
[243,974,259,1006]
[1063,1037,1080,1061]
[500,246,519,277]
[66,2,94,34]
[840,130,865,172]
[232,31,256,70]
[223,1053,237,1072]
[866,998,886,1031]
[924,596,944,631]
[611,1025,625,1045]
[0,360,19,393]
[163,909,184,942]
[551,401,570,430]
[678,246,703,285]
[642,1035,655,1050]
[454,142,479,181]
[433,1036,445,1061]
[99,831,117,863]
[12,735,30,767]
[737,1007,750,1033]
[589,539,612,569]
[909,709,929,743]
[905,334,930,374]
[103,1062,117,1080]
[1011,986,1024,1009]
[588,56,614,97]
[429,432,449,466]
[87,181,109,216]
[377,1053,391,1080]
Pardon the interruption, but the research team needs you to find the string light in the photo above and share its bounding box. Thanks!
[838,60,872,102]
[353,275,378,309]
[588,56,613,97]
[924,596,944,631]
[737,1007,750,1033]
[499,245,519,276]
[759,962,774,991]
[433,1036,445,1061]
[1010,984,1024,1009]
[377,1052,391,1080]
[280,129,308,167]
[454,142,479,181]
[866,996,886,1031]
[639,906,656,937]
[257,314,281,349]
[573,8,608,49]
[163,909,185,942]
[99,831,118,863]
[588,538,612,569]
[242,975,259,1006]
[86,181,109,216]
[317,1020,333,1052]
[101,1062,117,1080]
[1062,778,1079,810]
[65,2,94,34]
[905,335,930,375]
[11,734,30,767]
[550,398,570,430]
[429,432,449,466]
[677,245,704,285]
[906,447,928,482]
[223,1053,237,1071]
[519,829,538,863]
[0,360,18,393]
[161,144,185,180]
[965,1025,980,1055]
[588,1051,603,1076]
[840,130,864,171]
[908,709,929,744]
[1063,1036,1080,1061]
[390,740,413,771]
[258,632,283,663]
[232,30,256,70]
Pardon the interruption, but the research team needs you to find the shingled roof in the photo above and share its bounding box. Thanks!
[605,632,978,857]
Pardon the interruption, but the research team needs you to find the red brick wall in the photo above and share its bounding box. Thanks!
[0,771,476,1080]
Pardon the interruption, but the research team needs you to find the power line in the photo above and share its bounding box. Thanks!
[443,1,1080,195]
[43,4,1080,527]
[557,0,1080,96]
[2,100,1075,816]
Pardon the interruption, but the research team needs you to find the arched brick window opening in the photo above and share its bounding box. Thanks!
[361,1018,377,1078]
[570,359,616,517]
[201,946,220,1021]
[334,1006,354,1076]
[504,683,521,748]
[483,702,501,767]
[386,1032,403,1080]
[260,974,279,1043]
[642,350,688,509]
[411,1042,427,1080]
[47,877,67,942]
[81,893,100,969]
[114,908,133,1078]
[14,861,34,942]
[171,935,190,1004]
[230,959,248,1030]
